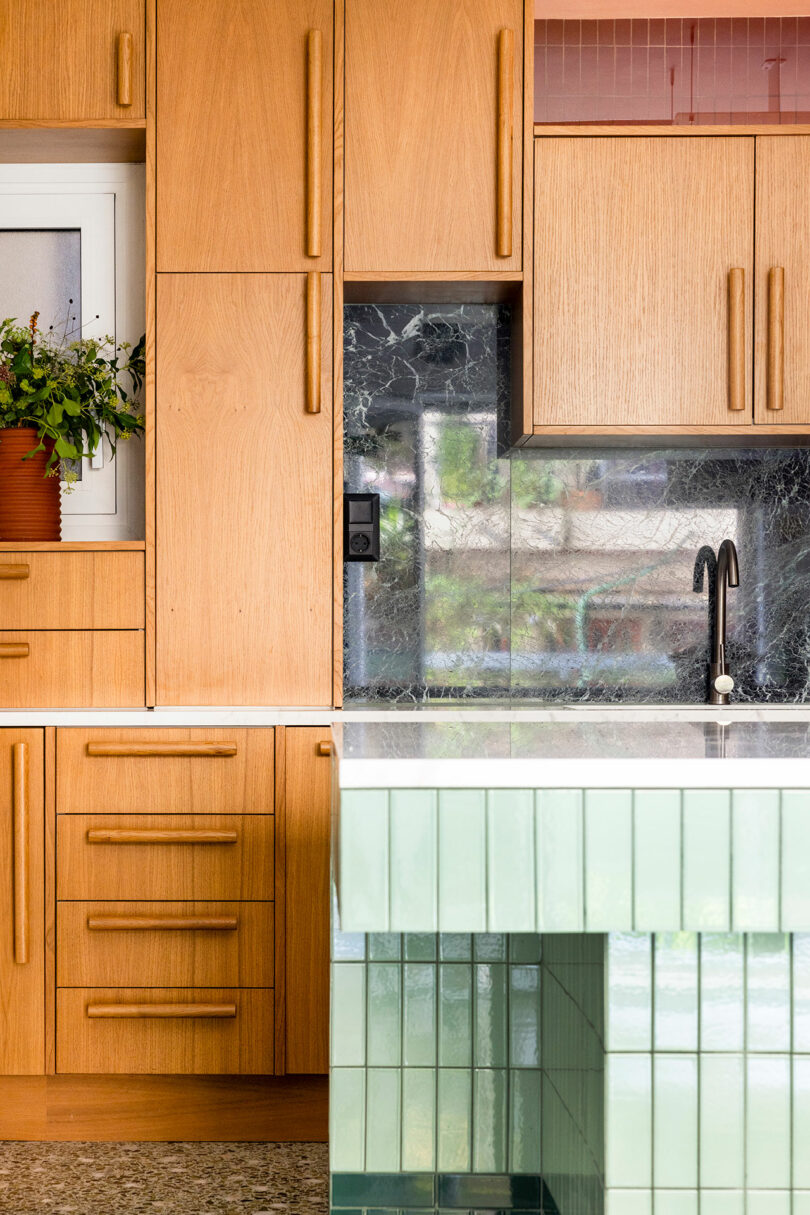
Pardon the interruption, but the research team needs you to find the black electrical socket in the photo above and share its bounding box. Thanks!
[344,492,380,562]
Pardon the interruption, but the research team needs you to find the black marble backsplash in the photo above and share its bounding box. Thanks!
[343,303,810,704]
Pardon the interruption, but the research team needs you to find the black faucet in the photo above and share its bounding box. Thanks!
[693,539,740,705]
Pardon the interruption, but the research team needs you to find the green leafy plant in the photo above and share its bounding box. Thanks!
[0,311,145,476]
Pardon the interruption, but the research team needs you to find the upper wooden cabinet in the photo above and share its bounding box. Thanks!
[533,137,754,430]
[0,1,144,120]
[156,0,333,272]
[345,0,523,273]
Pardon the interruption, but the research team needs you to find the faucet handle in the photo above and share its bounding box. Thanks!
[713,673,735,695]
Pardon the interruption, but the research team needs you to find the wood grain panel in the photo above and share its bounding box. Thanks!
[0,632,143,708]
[56,988,273,1074]
[57,815,274,901]
[533,137,755,427]
[157,0,332,270]
[0,553,143,629]
[56,728,274,814]
[345,0,523,272]
[58,902,274,988]
[156,275,333,706]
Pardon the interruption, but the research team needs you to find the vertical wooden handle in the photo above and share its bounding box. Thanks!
[767,266,785,412]
[727,268,746,412]
[306,271,322,414]
[496,28,514,259]
[306,29,323,258]
[12,742,29,966]
[117,32,134,107]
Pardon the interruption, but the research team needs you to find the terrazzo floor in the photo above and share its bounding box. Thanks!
[0,1142,328,1215]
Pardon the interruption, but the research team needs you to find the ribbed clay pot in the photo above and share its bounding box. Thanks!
[0,427,61,541]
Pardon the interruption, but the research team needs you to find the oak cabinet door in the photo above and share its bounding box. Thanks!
[755,137,810,425]
[157,0,333,271]
[156,275,333,707]
[534,137,755,429]
[345,0,523,273]
[0,1,144,120]
[0,730,44,1075]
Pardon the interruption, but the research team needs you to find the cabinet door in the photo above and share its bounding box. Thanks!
[345,0,523,273]
[0,730,44,1075]
[534,138,755,429]
[0,1,144,120]
[157,0,333,271]
[283,729,330,1074]
[156,275,333,706]
[755,137,810,425]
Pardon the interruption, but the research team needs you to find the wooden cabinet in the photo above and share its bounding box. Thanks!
[156,274,333,707]
[157,0,333,271]
[0,1,144,120]
[345,0,523,273]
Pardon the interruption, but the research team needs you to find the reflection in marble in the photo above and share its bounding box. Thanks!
[344,304,810,704]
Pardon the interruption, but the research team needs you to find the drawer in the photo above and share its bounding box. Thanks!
[57,901,274,987]
[0,552,144,629]
[56,728,274,813]
[0,632,144,707]
[57,815,274,900]
[56,988,274,1074]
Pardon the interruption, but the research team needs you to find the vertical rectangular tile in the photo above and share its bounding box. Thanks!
[782,790,810,928]
[439,933,472,961]
[438,790,486,932]
[487,790,536,931]
[605,1054,652,1187]
[474,933,507,962]
[365,1068,401,1172]
[438,963,473,1067]
[473,962,508,1067]
[700,933,744,1051]
[795,934,810,1051]
[747,1194,790,1215]
[404,934,437,961]
[537,789,584,932]
[401,1068,436,1173]
[700,1195,744,1215]
[331,963,366,1066]
[368,932,401,961]
[605,933,652,1051]
[437,1069,472,1172]
[390,789,437,932]
[509,964,542,1067]
[339,789,389,930]
[746,1054,791,1188]
[654,1195,698,1215]
[472,1068,508,1173]
[731,789,780,931]
[402,962,436,1066]
[794,1057,810,1189]
[654,933,698,1051]
[682,789,730,931]
[605,1191,652,1215]
[795,1195,810,1215]
[633,790,681,931]
[653,1054,698,1189]
[367,963,401,1067]
[509,1068,543,1173]
[329,1068,366,1171]
[584,790,633,931]
[746,933,791,1051]
[700,1054,745,1188]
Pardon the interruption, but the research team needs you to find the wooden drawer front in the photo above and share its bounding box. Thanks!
[57,902,274,988]
[56,988,274,1074]
[57,816,274,901]
[0,632,144,708]
[0,553,144,629]
[56,728,274,813]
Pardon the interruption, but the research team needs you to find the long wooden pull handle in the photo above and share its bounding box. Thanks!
[728,268,746,412]
[87,1002,237,1019]
[117,32,133,107]
[0,643,29,659]
[88,915,238,932]
[306,29,322,258]
[86,741,237,758]
[496,28,514,259]
[306,271,322,414]
[0,565,29,581]
[86,829,238,845]
[767,266,785,412]
[12,742,29,965]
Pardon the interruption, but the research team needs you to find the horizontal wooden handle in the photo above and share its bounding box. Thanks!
[727,267,746,412]
[0,643,29,659]
[12,742,29,965]
[0,564,29,581]
[86,829,238,845]
[306,28,322,258]
[88,915,238,932]
[117,31,133,106]
[86,741,237,758]
[767,265,785,412]
[87,1002,237,1019]
[306,271,321,414]
[317,740,332,756]
[496,27,514,259]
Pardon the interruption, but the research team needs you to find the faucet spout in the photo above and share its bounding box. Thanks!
[694,539,739,705]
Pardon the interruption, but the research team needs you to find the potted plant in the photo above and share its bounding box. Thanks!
[0,311,145,540]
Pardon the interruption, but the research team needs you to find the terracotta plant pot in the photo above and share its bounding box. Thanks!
[0,427,61,541]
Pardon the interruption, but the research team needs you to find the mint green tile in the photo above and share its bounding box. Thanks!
[746,1054,791,1188]
[472,1068,507,1173]
[653,933,698,1051]
[794,1057,810,1188]
[654,1195,698,1215]
[486,790,536,931]
[605,1191,651,1215]
[367,963,401,1067]
[746,933,791,1051]
[439,933,471,961]
[700,1054,744,1188]
[437,1069,472,1171]
[331,963,366,1066]
[509,1068,542,1173]
[390,790,437,932]
[747,1194,790,1215]
[365,1068,401,1172]
[438,964,472,1067]
[731,789,780,931]
[605,1054,652,1187]
[402,962,436,1066]
[474,934,507,962]
[473,962,507,1067]
[438,790,486,932]
[510,934,542,963]
[795,934,810,1050]
[509,965,541,1067]
[536,789,584,932]
[700,933,744,1051]
[633,790,681,931]
[653,1054,698,1189]
[781,790,810,928]
[584,790,633,931]
[339,790,389,931]
[682,789,730,931]
[605,933,652,1051]
[795,1194,810,1215]
[330,1068,366,1171]
[401,1068,436,1172]
[700,1195,744,1215]
[404,934,436,961]
[369,933,401,961]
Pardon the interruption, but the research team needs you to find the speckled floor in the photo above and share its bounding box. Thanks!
[0,1142,328,1215]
